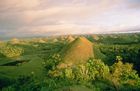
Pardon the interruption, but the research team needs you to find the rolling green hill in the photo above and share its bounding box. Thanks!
[0,33,140,91]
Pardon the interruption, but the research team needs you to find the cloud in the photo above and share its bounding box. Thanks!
[0,0,140,37]
[0,0,41,30]
[6,24,104,37]
[0,0,40,12]
[19,0,124,25]
[0,0,117,30]
[127,0,140,9]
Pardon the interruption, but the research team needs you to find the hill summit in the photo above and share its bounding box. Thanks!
[58,37,94,68]
[66,35,75,42]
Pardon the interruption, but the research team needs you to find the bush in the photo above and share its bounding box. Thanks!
[50,58,110,83]
[0,45,24,58]
[110,60,140,90]
[49,58,140,90]
[44,54,62,71]
[86,59,110,80]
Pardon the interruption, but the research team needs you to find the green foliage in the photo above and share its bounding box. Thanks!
[86,59,110,80]
[64,68,74,79]
[110,61,140,90]
[50,58,110,84]
[99,44,140,71]
[49,58,140,90]
[0,44,24,58]
[116,56,123,61]
[91,33,140,44]
[44,53,62,71]
[1,75,41,91]
[0,35,140,91]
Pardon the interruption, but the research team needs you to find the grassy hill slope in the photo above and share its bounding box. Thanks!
[58,37,94,68]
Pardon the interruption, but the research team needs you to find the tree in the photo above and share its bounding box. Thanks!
[51,58,110,83]
[116,56,123,62]
[110,60,140,90]
[86,58,110,80]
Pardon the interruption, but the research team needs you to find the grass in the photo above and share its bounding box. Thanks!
[0,40,65,80]
[55,85,93,91]
[0,56,44,79]
[59,37,94,67]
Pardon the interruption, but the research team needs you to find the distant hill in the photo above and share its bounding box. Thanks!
[58,37,94,68]
[66,35,75,42]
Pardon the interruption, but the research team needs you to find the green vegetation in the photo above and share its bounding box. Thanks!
[0,33,140,91]
[0,44,24,58]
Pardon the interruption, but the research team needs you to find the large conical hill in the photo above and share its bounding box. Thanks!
[58,37,94,68]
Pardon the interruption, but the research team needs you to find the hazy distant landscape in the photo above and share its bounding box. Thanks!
[0,33,140,91]
[1,0,140,91]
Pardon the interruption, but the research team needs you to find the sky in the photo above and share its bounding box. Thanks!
[0,0,140,37]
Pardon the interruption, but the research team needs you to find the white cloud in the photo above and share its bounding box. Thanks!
[0,0,40,12]
[0,0,140,37]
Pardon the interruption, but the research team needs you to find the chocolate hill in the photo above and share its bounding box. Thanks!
[58,37,94,68]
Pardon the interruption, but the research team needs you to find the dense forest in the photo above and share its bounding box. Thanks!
[0,33,140,91]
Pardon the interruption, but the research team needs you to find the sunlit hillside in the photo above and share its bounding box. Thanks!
[0,33,140,91]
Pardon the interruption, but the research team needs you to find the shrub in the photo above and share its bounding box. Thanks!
[0,45,24,58]
[50,58,110,83]
[86,58,110,80]
[110,60,140,90]
[44,54,62,71]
